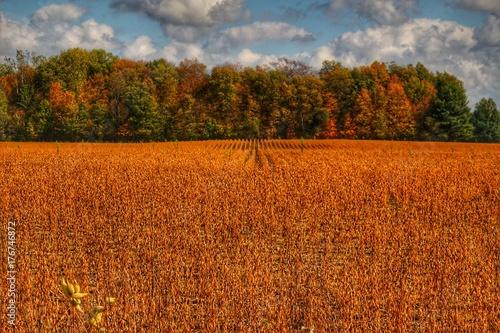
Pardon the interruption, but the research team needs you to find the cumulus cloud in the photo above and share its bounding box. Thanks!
[159,41,207,63]
[31,3,87,28]
[473,14,500,47]
[123,35,157,59]
[453,0,500,14]
[0,12,40,58]
[311,18,476,67]
[110,0,248,42]
[207,22,314,53]
[310,18,499,105]
[149,21,312,67]
[0,5,121,59]
[55,19,121,51]
[314,0,418,26]
[236,48,277,67]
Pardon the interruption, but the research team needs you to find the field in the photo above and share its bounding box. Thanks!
[1,140,499,332]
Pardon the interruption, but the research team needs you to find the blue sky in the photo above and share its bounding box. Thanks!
[1,0,499,105]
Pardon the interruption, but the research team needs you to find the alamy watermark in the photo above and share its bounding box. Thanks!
[6,221,17,326]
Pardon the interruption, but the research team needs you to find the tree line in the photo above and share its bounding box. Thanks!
[0,49,499,142]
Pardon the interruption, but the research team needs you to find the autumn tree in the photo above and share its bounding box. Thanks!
[0,48,492,142]
[147,59,178,140]
[320,61,357,137]
[239,66,289,138]
[236,67,262,138]
[107,59,161,141]
[358,61,390,91]
[174,58,209,140]
[49,82,82,140]
[88,49,119,76]
[79,73,110,141]
[270,57,316,81]
[36,48,117,98]
[388,62,437,139]
[353,88,375,139]
[386,75,415,139]
[0,90,9,140]
[288,75,329,138]
[268,70,294,138]
[207,64,241,138]
[2,50,46,140]
[347,62,391,139]
[122,82,161,141]
[316,92,340,139]
[3,50,43,101]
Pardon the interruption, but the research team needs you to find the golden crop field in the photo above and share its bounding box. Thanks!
[1,140,499,332]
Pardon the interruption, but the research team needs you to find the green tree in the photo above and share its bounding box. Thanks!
[239,66,286,138]
[316,92,340,139]
[236,67,262,139]
[472,98,500,142]
[36,48,117,99]
[106,59,161,141]
[49,82,84,141]
[147,59,178,140]
[3,51,44,140]
[320,62,356,135]
[424,72,474,141]
[30,99,55,141]
[288,75,327,138]
[88,49,118,76]
[208,64,241,138]
[80,73,111,142]
[0,90,10,140]
[319,60,343,75]
[174,94,198,140]
[122,83,161,142]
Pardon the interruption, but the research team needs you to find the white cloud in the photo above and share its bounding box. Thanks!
[474,15,500,47]
[147,21,313,68]
[56,19,121,51]
[310,18,499,105]
[236,48,277,67]
[0,7,121,59]
[312,18,476,66]
[110,0,247,42]
[31,4,87,28]
[319,0,417,26]
[154,41,285,70]
[354,0,417,25]
[453,0,500,14]
[0,12,40,58]
[208,22,314,53]
[123,35,157,59]
[159,41,207,63]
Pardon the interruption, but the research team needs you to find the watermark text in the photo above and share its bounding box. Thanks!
[6,221,16,326]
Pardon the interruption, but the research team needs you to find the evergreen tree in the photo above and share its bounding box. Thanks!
[472,98,500,142]
[424,72,474,141]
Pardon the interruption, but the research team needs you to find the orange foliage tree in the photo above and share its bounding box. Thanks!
[386,75,415,139]
[354,88,377,139]
[49,82,78,123]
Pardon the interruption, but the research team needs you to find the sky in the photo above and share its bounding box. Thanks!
[0,0,499,106]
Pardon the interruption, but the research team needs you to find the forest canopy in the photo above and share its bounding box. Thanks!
[0,49,499,142]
